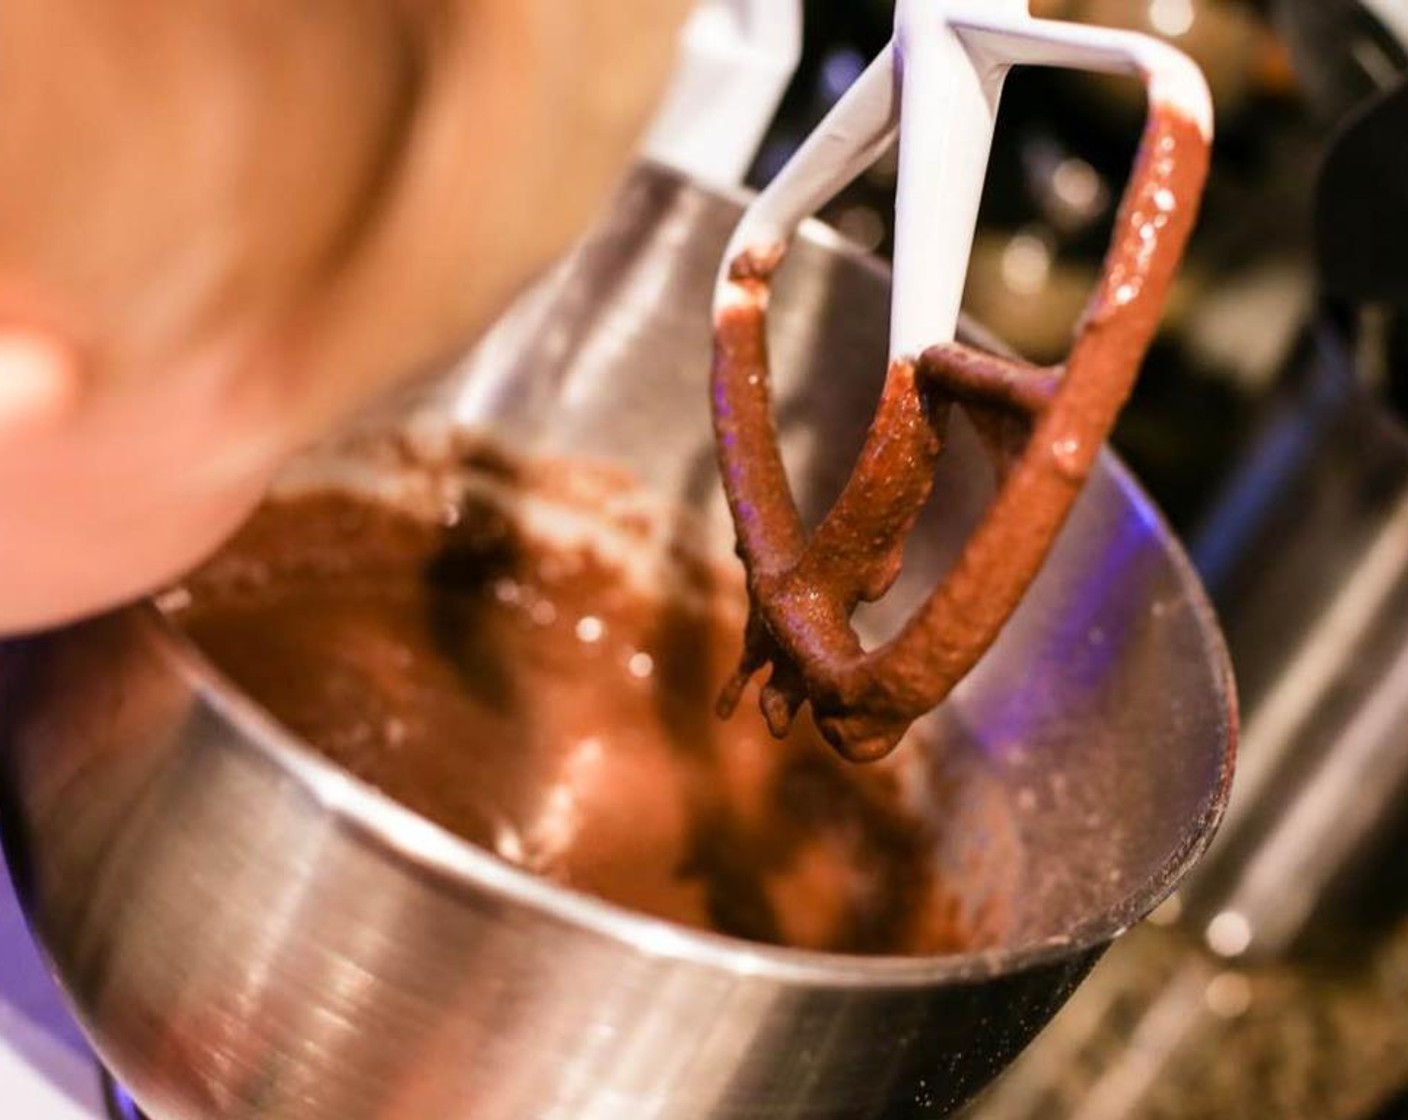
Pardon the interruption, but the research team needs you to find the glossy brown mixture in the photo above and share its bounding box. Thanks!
[712,104,1211,762]
[176,484,997,955]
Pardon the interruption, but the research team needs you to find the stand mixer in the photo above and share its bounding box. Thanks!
[0,3,1234,1118]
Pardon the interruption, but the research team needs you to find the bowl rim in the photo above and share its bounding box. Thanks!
[139,440,1236,991]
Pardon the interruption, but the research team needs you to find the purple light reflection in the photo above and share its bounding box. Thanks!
[101,1070,145,1120]
[968,478,1163,763]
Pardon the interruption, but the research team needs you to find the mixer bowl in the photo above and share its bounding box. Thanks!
[0,164,1235,1120]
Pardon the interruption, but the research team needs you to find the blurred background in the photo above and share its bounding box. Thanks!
[748,2,1408,1117]
[755,0,1402,528]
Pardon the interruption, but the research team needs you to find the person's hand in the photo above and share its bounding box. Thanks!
[0,0,689,632]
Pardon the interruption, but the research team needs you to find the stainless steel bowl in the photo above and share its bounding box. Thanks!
[0,165,1235,1120]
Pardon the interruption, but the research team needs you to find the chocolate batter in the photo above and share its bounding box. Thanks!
[712,104,1211,762]
[174,477,1000,955]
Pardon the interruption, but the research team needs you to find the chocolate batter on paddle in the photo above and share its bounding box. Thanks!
[713,104,1210,762]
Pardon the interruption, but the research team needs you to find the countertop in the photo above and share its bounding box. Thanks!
[966,911,1408,1120]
